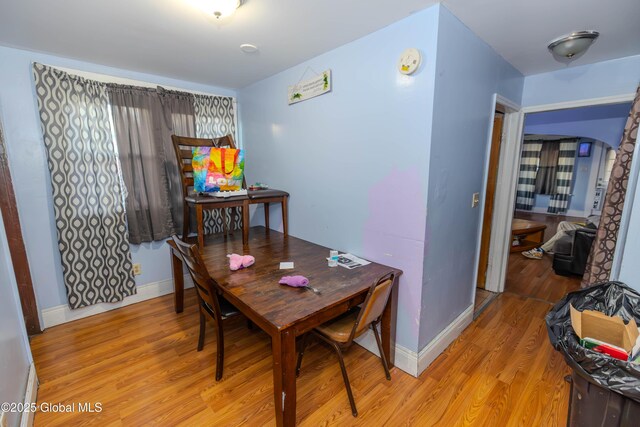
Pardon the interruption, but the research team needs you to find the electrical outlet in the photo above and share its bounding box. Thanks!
[472,192,480,208]
[133,263,142,276]
[0,411,8,427]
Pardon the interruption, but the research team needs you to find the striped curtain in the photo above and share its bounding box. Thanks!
[33,63,136,309]
[515,141,543,210]
[193,94,242,235]
[547,140,578,214]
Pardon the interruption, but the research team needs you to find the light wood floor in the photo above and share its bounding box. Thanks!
[31,213,586,426]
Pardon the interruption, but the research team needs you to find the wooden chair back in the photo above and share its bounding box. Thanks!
[170,234,222,314]
[171,134,238,197]
[349,272,396,342]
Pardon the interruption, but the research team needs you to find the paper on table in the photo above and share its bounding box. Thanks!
[280,262,294,269]
[328,253,371,269]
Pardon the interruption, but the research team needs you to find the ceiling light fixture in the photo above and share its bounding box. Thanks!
[194,0,240,19]
[240,44,258,53]
[547,30,600,59]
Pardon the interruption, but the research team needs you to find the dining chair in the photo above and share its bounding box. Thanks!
[171,134,289,239]
[295,272,396,417]
[170,234,240,380]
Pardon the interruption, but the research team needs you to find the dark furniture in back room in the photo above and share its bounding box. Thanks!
[552,226,597,276]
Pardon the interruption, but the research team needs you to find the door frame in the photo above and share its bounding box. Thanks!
[485,93,637,293]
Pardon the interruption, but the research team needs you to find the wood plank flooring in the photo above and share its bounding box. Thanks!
[31,212,586,426]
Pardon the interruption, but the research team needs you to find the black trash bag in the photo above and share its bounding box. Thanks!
[546,281,640,402]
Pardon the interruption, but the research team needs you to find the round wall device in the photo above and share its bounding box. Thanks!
[398,48,421,75]
[240,44,259,53]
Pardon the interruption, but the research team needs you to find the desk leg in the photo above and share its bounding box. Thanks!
[264,203,270,230]
[282,196,288,236]
[170,249,184,313]
[242,200,250,246]
[272,329,297,427]
[381,276,398,368]
[196,205,204,250]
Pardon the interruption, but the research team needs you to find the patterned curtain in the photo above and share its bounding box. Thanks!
[33,63,136,309]
[547,139,578,214]
[193,94,242,234]
[583,86,640,287]
[515,141,543,210]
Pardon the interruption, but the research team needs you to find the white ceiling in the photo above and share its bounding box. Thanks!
[0,0,437,89]
[0,0,638,89]
[443,0,640,75]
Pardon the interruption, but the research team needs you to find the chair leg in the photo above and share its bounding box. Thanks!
[264,203,270,230]
[296,334,310,377]
[214,318,224,381]
[332,343,358,417]
[372,322,391,380]
[197,310,206,351]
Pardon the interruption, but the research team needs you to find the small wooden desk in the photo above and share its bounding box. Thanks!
[511,219,547,252]
[184,190,289,250]
[168,227,401,426]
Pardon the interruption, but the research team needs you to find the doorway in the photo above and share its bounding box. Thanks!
[479,94,636,299]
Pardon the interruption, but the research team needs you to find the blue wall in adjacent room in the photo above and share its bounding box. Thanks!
[0,45,236,311]
[239,6,441,352]
[419,6,524,349]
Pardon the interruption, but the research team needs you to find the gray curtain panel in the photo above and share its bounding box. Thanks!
[193,93,242,234]
[583,86,640,287]
[515,141,543,210]
[107,85,174,244]
[33,63,136,309]
[157,86,196,234]
[547,139,578,214]
[534,142,559,195]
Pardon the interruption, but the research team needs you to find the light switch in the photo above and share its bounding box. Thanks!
[472,192,480,208]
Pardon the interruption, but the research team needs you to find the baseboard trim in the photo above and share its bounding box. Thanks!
[416,305,474,376]
[20,363,37,427]
[354,305,474,378]
[517,207,587,218]
[355,330,418,377]
[41,275,192,329]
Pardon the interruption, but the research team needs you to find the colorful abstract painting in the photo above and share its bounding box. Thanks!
[193,147,245,192]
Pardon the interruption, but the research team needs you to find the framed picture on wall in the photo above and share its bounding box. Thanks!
[578,141,592,157]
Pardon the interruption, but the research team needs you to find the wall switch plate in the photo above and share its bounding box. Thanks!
[472,192,480,208]
[133,263,142,276]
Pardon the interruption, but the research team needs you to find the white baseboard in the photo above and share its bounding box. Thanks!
[41,275,192,329]
[518,207,587,217]
[20,363,37,427]
[416,305,474,376]
[354,304,474,378]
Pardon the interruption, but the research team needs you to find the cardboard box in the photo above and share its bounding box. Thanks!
[570,305,639,353]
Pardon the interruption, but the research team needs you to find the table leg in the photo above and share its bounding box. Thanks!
[170,248,184,313]
[381,275,398,368]
[272,329,297,427]
[264,202,270,230]
[196,204,204,250]
[282,196,288,236]
[242,200,250,246]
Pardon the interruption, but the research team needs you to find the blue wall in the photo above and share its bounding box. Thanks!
[0,45,236,311]
[522,55,640,107]
[239,6,440,352]
[419,6,524,348]
[0,209,32,427]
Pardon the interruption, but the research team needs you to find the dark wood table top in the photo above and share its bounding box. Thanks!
[511,218,547,234]
[199,226,402,331]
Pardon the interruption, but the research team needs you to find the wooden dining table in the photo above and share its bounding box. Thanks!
[168,226,402,426]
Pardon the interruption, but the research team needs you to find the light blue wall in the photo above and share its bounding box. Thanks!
[238,6,440,352]
[419,6,524,348]
[0,45,235,311]
[524,103,631,148]
[0,209,32,427]
[522,55,640,107]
